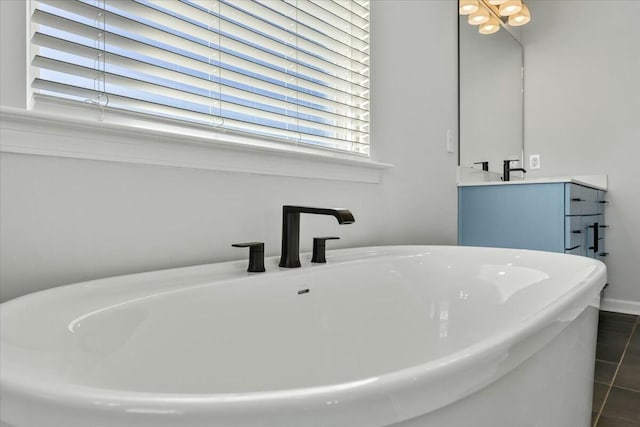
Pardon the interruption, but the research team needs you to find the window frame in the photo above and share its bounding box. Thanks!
[0,1,390,183]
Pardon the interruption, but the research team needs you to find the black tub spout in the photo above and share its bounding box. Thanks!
[279,206,354,268]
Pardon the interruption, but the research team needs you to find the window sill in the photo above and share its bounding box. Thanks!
[0,106,391,183]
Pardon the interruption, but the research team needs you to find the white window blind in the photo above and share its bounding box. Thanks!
[30,0,370,155]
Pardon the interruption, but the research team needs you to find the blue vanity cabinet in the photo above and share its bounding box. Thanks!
[458,182,607,260]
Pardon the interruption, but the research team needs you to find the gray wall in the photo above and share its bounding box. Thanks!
[522,0,640,304]
[0,1,459,302]
[0,0,27,109]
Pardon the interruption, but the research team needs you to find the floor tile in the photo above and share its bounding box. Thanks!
[597,414,640,427]
[601,387,640,423]
[593,381,610,413]
[598,311,636,336]
[627,326,640,352]
[596,360,619,385]
[597,320,635,363]
[615,352,640,391]
[597,334,633,363]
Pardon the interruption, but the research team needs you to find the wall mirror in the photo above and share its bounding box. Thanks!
[459,17,524,175]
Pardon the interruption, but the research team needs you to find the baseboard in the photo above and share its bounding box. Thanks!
[600,298,640,316]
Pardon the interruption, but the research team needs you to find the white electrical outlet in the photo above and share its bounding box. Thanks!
[530,154,541,169]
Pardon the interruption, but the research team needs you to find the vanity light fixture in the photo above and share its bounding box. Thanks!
[460,0,532,34]
[479,16,501,34]
[508,3,531,26]
[459,0,480,15]
[468,7,490,25]
[499,0,523,16]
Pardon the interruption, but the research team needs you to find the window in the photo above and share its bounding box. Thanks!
[30,0,370,155]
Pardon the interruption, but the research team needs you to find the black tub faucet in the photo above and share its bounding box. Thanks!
[502,159,527,182]
[312,237,340,263]
[279,206,354,268]
[232,242,266,273]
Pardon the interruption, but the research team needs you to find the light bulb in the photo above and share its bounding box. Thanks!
[468,7,490,25]
[488,0,508,4]
[459,0,479,16]
[499,0,522,16]
[479,16,501,34]
[508,3,531,26]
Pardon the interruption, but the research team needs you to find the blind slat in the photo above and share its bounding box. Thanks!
[311,0,369,29]
[34,55,369,138]
[31,0,370,154]
[33,32,369,123]
[221,0,368,56]
[33,8,369,104]
[103,0,370,81]
[34,78,368,147]
[33,6,369,93]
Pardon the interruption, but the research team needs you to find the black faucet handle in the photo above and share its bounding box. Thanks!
[474,161,489,171]
[311,237,340,264]
[232,242,266,272]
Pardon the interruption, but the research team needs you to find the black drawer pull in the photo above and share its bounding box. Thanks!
[590,222,599,253]
[599,252,610,257]
[565,245,581,251]
[571,230,582,234]
[571,198,584,202]
[598,200,609,204]
[599,225,609,228]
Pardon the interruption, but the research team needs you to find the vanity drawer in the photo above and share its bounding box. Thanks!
[565,184,600,215]
[565,216,584,250]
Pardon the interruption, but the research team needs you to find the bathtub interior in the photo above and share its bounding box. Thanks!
[1,246,603,396]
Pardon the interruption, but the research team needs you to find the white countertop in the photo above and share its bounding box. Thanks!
[456,167,608,191]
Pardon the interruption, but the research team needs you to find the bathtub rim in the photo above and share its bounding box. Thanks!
[0,245,607,425]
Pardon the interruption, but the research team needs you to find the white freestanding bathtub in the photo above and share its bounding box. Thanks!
[0,246,606,427]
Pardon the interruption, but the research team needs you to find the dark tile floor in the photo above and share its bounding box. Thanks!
[592,311,640,427]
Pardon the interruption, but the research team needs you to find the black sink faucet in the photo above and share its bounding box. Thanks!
[474,161,489,171]
[279,205,354,268]
[502,159,527,182]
